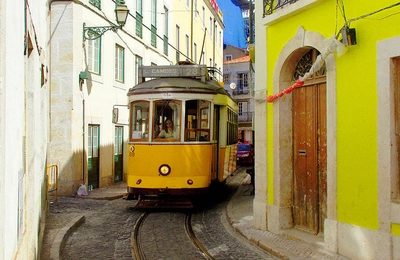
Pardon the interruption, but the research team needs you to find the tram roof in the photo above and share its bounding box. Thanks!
[127,77,230,96]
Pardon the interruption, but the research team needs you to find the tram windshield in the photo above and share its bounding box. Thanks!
[153,100,181,141]
[129,99,211,142]
[130,101,150,141]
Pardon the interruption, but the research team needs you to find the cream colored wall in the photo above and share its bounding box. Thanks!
[50,0,173,196]
[171,0,223,74]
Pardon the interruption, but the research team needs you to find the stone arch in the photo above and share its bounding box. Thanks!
[268,27,338,239]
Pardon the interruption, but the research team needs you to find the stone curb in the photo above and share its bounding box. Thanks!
[49,215,85,260]
[226,185,288,260]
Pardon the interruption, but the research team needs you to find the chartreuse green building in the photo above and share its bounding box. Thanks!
[253,0,400,258]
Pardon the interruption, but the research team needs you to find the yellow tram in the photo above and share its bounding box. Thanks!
[125,63,238,202]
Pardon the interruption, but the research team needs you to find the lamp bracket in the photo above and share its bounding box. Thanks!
[83,24,119,41]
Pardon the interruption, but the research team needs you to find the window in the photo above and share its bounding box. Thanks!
[153,100,181,141]
[130,101,150,141]
[223,73,230,83]
[176,25,180,62]
[395,58,400,197]
[186,0,190,9]
[89,0,100,10]
[227,108,238,145]
[194,0,198,19]
[134,55,142,85]
[186,35,190,58]
[164,6,168,55]
[237,72,248,91]
[88,37,101,74]
[151,0,157,47]
[202,7,205,28]
[115,45,124,82]
[209,17,213,38]
[136,0,143,38]
[225,55,232,61]
[185,100,211,142]
[194,43,197,64]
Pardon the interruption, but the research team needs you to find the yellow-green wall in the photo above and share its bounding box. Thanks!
[265,0,400,230]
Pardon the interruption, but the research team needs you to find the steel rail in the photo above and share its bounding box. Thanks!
[131,212,148,260]
[185,213,216,260]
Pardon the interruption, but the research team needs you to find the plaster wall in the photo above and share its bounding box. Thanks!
[0,0,50,259]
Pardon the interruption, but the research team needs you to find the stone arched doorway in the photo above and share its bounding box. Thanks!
[268,28,337,241]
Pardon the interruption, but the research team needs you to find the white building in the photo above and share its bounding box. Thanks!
[0,0,50,259]
[223,45,254,144]
[49,0,224,196]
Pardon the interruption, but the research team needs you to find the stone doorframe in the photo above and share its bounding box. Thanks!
[267,27,339,251]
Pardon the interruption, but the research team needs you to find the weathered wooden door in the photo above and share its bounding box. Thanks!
[293,83,327,234]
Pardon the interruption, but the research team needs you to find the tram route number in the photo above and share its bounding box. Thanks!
[142,66,204,78]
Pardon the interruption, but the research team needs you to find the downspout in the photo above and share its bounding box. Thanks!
[82,99,85,182]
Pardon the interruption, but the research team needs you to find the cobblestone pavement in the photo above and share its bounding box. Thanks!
[41,173,275,260]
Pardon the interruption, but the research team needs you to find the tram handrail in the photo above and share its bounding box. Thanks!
[46,164,59,200]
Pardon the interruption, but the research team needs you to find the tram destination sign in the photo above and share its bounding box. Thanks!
[140,65,207,79]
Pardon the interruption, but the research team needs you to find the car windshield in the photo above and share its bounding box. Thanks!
[238,144,250,151]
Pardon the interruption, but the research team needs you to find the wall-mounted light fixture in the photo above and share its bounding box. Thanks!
[83,0,129,41]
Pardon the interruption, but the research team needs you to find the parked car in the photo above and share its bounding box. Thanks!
[237,143,254,165]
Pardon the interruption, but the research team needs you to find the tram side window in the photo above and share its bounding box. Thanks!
[185,100,210,142]
[130,101,150,141]
[227,108,238,145]
[153,100,181,141]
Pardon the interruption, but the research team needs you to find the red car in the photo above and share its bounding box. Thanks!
[237,143,254,165]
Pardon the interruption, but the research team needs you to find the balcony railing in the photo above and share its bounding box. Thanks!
[263,0,299,17]
[233,88,250,95]
[239,112,254,123]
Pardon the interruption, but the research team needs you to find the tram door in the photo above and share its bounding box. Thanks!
[212,106,220,180]
[114,126,123,182]
[293,83,327,234]
[88,125,100,190]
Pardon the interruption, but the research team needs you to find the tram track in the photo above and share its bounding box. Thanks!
[131,211,215,260]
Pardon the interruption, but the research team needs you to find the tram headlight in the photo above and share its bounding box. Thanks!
[187,179,193,185]
[158,164,171,176]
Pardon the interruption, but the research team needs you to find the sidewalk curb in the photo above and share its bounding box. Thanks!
[49,215,85,260]
[226,185,288,260]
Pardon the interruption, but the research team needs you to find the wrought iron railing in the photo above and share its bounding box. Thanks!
[233,88,250,95]
[239,112,254,123]
[263,0,300,17]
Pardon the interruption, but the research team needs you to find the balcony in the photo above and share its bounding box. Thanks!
[263,0,300,16]
[239,112,253,124]
[233,87,250,95]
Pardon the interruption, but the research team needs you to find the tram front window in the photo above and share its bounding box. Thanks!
[185,100,210,142]
[130,101,150,141]
[153,100,181,141]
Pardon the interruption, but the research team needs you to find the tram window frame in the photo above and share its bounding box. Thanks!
[129,101,150,142]
[185,100,211,142]
[153,99,182,142]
